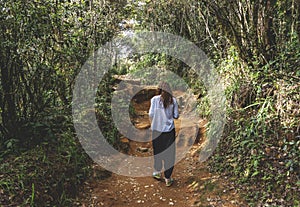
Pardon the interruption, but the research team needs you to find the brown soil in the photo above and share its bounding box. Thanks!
[75,91,248,207]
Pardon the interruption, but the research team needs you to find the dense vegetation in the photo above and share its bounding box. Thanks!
[132,1,299,206]
[0,0,299,206]
[0,0,125,205]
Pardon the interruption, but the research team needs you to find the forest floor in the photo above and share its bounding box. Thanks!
[75,87,249,207]
[75,146,248,207]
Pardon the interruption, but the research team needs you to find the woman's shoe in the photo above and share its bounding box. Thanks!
[152,172,162,180]
[165,178,174,187]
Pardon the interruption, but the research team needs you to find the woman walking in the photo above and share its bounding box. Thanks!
[149,82,179,187]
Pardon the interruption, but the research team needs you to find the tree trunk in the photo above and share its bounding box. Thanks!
[1,55,18,139]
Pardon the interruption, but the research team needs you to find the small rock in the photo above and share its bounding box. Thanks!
[120,137,129,143]
[160,197,166,201]
[137,147,149,152]
[135,123,151,129]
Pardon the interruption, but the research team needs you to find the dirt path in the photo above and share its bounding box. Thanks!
[76,144,247,207]
[75,88,248,207]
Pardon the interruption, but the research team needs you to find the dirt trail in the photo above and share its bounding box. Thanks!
[76,88,248,207]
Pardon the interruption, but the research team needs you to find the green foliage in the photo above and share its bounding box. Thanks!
[0,0,124,142]
[94,69,125,147]
[210,42,300,205]
[0,131,92,206]
[132,0,224,61]
[0,0,126,205]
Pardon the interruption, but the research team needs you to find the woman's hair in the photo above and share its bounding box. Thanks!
[158,82,173,108]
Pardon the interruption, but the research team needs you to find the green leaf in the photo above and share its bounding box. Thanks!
[251,171,259,177]
[6,141,12,149]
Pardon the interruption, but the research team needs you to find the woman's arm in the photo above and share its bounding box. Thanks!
[149,97,155,122]
[173,98,179,119]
